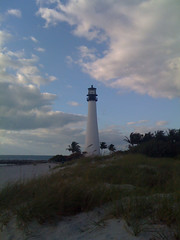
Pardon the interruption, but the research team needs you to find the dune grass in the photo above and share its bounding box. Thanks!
[0,153,180,238]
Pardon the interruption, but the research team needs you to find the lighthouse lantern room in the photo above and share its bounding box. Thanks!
[87,85,97,101]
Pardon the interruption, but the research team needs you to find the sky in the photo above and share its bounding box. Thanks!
[0,0,180,155]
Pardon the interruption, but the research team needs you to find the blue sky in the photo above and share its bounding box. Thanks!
[0,0,179,155]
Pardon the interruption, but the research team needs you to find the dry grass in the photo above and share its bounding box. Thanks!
[0,153,180,238]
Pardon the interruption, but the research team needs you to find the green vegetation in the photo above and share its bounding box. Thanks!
[108,144,116,153]
[100,142,107,154]
[125,129,180,157]
[1,153,180,238]
[66,141,81,154]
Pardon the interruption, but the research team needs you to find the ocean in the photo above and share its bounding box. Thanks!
[0,155,58,189]
[0,155,53,161]
[0,155,57,190]
[0,161,59,189]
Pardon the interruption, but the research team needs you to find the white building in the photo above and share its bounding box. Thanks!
[85,85,100,156]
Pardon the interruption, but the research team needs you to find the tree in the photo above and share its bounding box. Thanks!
[66,141,81,154]
[167,129,179,143]
[108,144,116,153]
[100,142,107,155]
[126,129,180,157]
[154,130,165,141]
[141,132,154,143]
[124,132,143,146]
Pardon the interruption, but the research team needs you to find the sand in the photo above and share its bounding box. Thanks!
[0,207,155,240]
[0,164,171,240]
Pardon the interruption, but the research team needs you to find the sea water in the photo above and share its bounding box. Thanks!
[0,155,52,161]
[0,155,57,190]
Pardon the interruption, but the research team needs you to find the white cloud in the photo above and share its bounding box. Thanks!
[37,0,180,98]
[156,121,168,127]
[66,56,73,65]
[35,47,46,52]
[0,82,86,130]
[0,30,85,134]
[78,46,97,61]
[30,36,38,43]
[99,126,126,150]
[67,101,80,107]
[0,125,86,155]
[0,30,11,46]
[0,20,86,155]
[37,7,69,28]
[0,123,128,154]
[7,9,22,18]
[0,47,55,86]
[126,121,170,135]
[127,122,136,125]
[127,120,148,125]
[49,75,56,81]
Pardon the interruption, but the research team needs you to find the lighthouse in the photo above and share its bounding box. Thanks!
[85,85,100,156]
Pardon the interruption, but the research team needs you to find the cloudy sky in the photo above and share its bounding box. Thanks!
[0,0,179,155]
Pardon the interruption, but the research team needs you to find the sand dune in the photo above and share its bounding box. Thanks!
[0,207,155,240]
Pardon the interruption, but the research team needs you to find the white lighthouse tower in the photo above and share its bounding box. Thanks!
[85,85,100,156]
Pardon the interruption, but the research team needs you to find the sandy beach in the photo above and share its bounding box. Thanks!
[0,163,154,240]
[0,206,157,240]
[0,159,176,240]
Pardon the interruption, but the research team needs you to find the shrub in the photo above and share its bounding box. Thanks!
[130,140,178,157]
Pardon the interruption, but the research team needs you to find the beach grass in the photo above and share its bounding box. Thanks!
[0,153,180,238]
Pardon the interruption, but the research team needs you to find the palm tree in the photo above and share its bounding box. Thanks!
[108,144,116,153]
[141,132,154,143]
[124,132,143,146]
[167,129,178,143]
[154,130,165,141]
[100,142,107,155]
[66,141,81,154]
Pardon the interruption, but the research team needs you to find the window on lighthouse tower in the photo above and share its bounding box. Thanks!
[89,89,95,94]
[88,85,96,95]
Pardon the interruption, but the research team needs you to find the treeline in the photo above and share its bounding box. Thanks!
[49,141,116,162]
[125,129,180,157]
[66,141,116,155]
[49,129,180,163]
